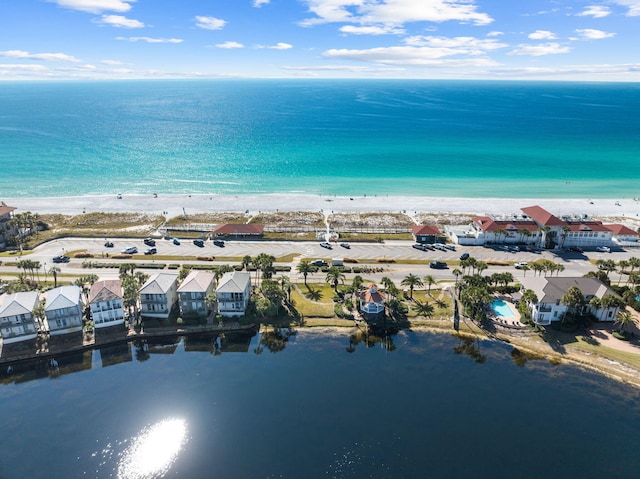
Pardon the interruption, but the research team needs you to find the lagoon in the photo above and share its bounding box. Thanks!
[1,329,640,478]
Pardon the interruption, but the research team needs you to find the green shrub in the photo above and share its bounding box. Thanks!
[612,331,628,340]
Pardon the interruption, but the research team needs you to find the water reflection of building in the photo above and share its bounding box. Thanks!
[99,342,133,367]
[183,333,218,353]
[145,336,180,355]
[220,330,255,353]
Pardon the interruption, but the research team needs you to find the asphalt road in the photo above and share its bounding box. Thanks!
[2,236,635,286]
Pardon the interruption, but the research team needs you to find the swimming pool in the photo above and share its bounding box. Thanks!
[491,300,515,318]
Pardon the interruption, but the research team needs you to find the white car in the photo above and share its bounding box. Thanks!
[596,246,611,253]
[515,262,528,269]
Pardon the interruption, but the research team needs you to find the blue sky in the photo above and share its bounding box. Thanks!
[1,0,639,80]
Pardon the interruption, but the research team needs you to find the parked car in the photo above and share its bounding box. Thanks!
[104,241,114,248]
[213,239,225,247]
[121,247,138,254]
[193,239,205,247]
[340,242,351,249]
[429,261,447,269]
[52,255,70,263]
[459,253,470,260]
[596,246,611,253]
[311,259,328,267]
[320,242,333,249]
[568,246,584,253]
[144,247,157,255]
[144,238,156,246]
[172,238,180,245]
[412,243,426,251]
[509,245,520,252]
[444,244,456,251]
[515,262,528,269]
[433,243,447,251]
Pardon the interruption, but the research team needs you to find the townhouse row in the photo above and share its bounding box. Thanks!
[0,271,251,344]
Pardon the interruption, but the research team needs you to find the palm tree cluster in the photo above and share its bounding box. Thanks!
[528,259,565,276]
[9,211,40,250]
[457,274,493,322]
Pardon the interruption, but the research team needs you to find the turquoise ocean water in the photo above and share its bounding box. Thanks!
[0,80,638,198]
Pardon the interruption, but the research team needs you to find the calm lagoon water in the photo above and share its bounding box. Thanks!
[2,329,640,478]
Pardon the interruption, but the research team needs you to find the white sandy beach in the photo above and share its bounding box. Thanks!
[4,193,640,222]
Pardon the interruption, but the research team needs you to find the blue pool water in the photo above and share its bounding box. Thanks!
[492,300,515,318]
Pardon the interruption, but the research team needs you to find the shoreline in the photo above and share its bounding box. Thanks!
[5,193,640,220]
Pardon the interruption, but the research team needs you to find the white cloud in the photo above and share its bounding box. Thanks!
[194,16,226,30]
[528,30,556,40]
[340,25,405,35]
[0,49,81,62]
[575,28,615,39]
[576,5,611,18]
[487,31,503,37]
[268,42,293,50]
[253,0,270,6]
[403,35,507,54]
[215,41,244,49]
[100,59,123,65]
[508,42,571,56]
[116,36,183,43]
[96,14,144,28]
[48,0,135,14]
[0,63,48,71]
[300,0,493,27]
[322,45,499,66]
[611,0,640,16]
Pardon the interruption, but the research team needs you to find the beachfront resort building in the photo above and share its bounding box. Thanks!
[45,286,84,335]
[89,280,125,329]
[177,270,215,319]
[359,284,386,321]
[215,271,251,317]
[446,205,630,249]
[0,291,42,343]
[519,277,622,326]
[0,201,17,252]
[139,273,179,319]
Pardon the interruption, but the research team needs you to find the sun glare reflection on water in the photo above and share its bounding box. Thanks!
[117,418,188,479]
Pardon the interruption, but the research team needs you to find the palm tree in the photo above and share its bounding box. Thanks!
[325,266,345,292]
[561,286,585,322]
[628,257,640,275]
[242,255,252,271]
[614,310,638,334]
[401,274,423,299]
[296,260,313,286]
[51,266,60,288]
[423,275,436,296]
[380,276,396,291]
[205,291,218,316]
[278,275,292,303]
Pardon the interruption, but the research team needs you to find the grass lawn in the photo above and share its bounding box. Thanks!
[290,283,336,318]
[408,290,453,319]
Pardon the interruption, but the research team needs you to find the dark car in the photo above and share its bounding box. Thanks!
[144,247,157,255]
[144,238,156,246]
[340,242,351,249]
[52,255,70,263]
[429,261,447,269]
[459,253,470,260]
[104,241,114,248]
[213,239,225,247]
[193,239,205,247]
[568,246,584,253]
[311,259,328,267]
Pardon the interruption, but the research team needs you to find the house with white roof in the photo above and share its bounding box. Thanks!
[519,276,621,326]
[359,284,386,321]
[139,273,179,319]
[177,270,215,318]
[0,291,42,343]
[45,285,84,335]
[216,271,251,317]
[89,280,125,329]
